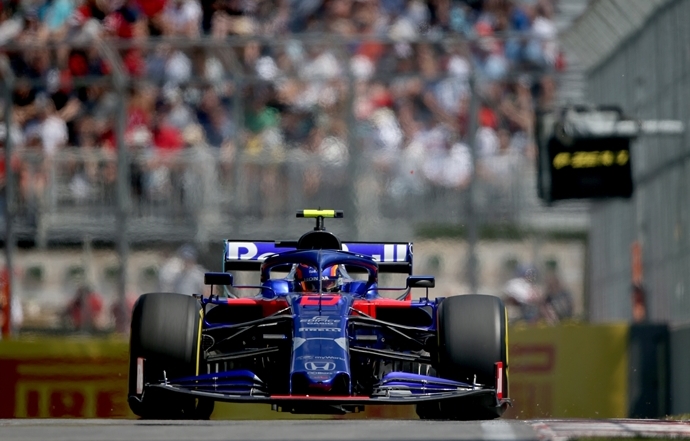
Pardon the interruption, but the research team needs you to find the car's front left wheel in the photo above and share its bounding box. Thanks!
[417,294,508,420]
[128,292,214,419]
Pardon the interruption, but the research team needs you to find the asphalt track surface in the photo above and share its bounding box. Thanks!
[0,419,539,441]
[3,418,690,441]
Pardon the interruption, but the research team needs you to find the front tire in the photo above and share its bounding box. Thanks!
[417,294,508,420]
[128,292,213,419]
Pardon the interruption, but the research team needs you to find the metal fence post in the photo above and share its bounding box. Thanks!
[466,73,480,293]
[1,56,16,335]
[98,41,129,333]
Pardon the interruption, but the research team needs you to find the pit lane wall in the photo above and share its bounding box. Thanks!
[0,324,632,419]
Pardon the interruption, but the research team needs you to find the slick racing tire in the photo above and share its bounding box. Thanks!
[128,292,214,419]
[417,294,507,420]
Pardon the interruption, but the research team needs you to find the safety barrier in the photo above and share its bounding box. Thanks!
[0,324,633,419]
[504,323,629,419]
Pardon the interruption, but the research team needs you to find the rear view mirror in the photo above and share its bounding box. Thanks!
[204,272,233,286]
[407,275,435,288]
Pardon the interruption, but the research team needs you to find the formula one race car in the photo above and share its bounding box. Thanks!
[128,210,510,420]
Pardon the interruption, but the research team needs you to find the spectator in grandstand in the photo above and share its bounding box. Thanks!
[126,84,157,135]
[178,123,218,212]
[37,97,68,157]
[48,70,82,145]
[196,86,236,148]
[126,125,152,203]
[475,105,500,158]
[497,75,535,151]
[151,103,183,152]
[63,284,104,332]
[160,0,203,37]
[15,5,50,44]
[389,155,425,200]
[162,86,195,131]
[422,126,467,189]
[527,0,559,69]
[437,41,472,117]
[16,129,47,220]
[210,0,263,37]
[12,78,38,127]
[110,292,138,333]
[0,2,23,45]
[39,0,75,38]
[0,114,25,150]
[542,259,575,323]
[478,127,521,198]
[158,244,207,296]
[472,20,508,81]
[11,293,23,336]
[163,49,194,86]
[502,266,543,323]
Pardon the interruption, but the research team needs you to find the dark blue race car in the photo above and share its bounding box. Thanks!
[128,210,510,420]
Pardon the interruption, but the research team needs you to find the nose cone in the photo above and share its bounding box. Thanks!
[290,295,352,395]
[291,370,351,395]
[291,339,350,395]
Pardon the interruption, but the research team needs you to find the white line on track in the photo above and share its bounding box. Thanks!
[481,420,518,440]
[531,419,690,440]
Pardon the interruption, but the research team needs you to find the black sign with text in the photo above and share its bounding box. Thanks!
[537,109,634,202]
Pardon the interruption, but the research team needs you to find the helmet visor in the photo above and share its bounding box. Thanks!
[303,278,338,292]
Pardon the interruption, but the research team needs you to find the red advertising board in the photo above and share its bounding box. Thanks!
[0,267,10,337]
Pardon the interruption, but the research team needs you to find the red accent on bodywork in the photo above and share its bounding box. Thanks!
[495,362,503,400]
[225,298,259,305]
[226,298,289,317]
[269,395,370,401]
[351,299,412,319]
[300,296,340,306]
[136,358,144,395]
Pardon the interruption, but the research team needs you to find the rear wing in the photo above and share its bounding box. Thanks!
[223,241,412,274]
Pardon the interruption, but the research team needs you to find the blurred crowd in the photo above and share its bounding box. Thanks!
[501,259,574,324]
[0,0,564,217]
[0,0,566,333]
[58,243,208,333]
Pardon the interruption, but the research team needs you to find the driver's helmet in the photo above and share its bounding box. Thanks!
[293,264,342,293]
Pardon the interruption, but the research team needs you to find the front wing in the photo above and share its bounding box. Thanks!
[138,370,510,413]
[148,383,503,406]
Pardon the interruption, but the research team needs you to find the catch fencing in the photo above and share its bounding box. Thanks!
[586,0,690,324]
[0,35,586,332]
[0,37,558,245]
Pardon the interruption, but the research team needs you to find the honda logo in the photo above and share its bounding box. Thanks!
[304,361,336,371]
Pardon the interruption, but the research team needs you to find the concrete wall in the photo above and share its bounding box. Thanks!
[2,238,586,330]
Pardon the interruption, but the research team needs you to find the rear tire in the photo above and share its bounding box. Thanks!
[417,294,507,420]
[128,292,213,419]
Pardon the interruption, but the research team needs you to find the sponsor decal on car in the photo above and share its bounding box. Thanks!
[304,361,336,371]
[297,355,347,362]
[300,296,340,306]
[298,328,341,332]
[299,316,341,326]
[224,241,411,263]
